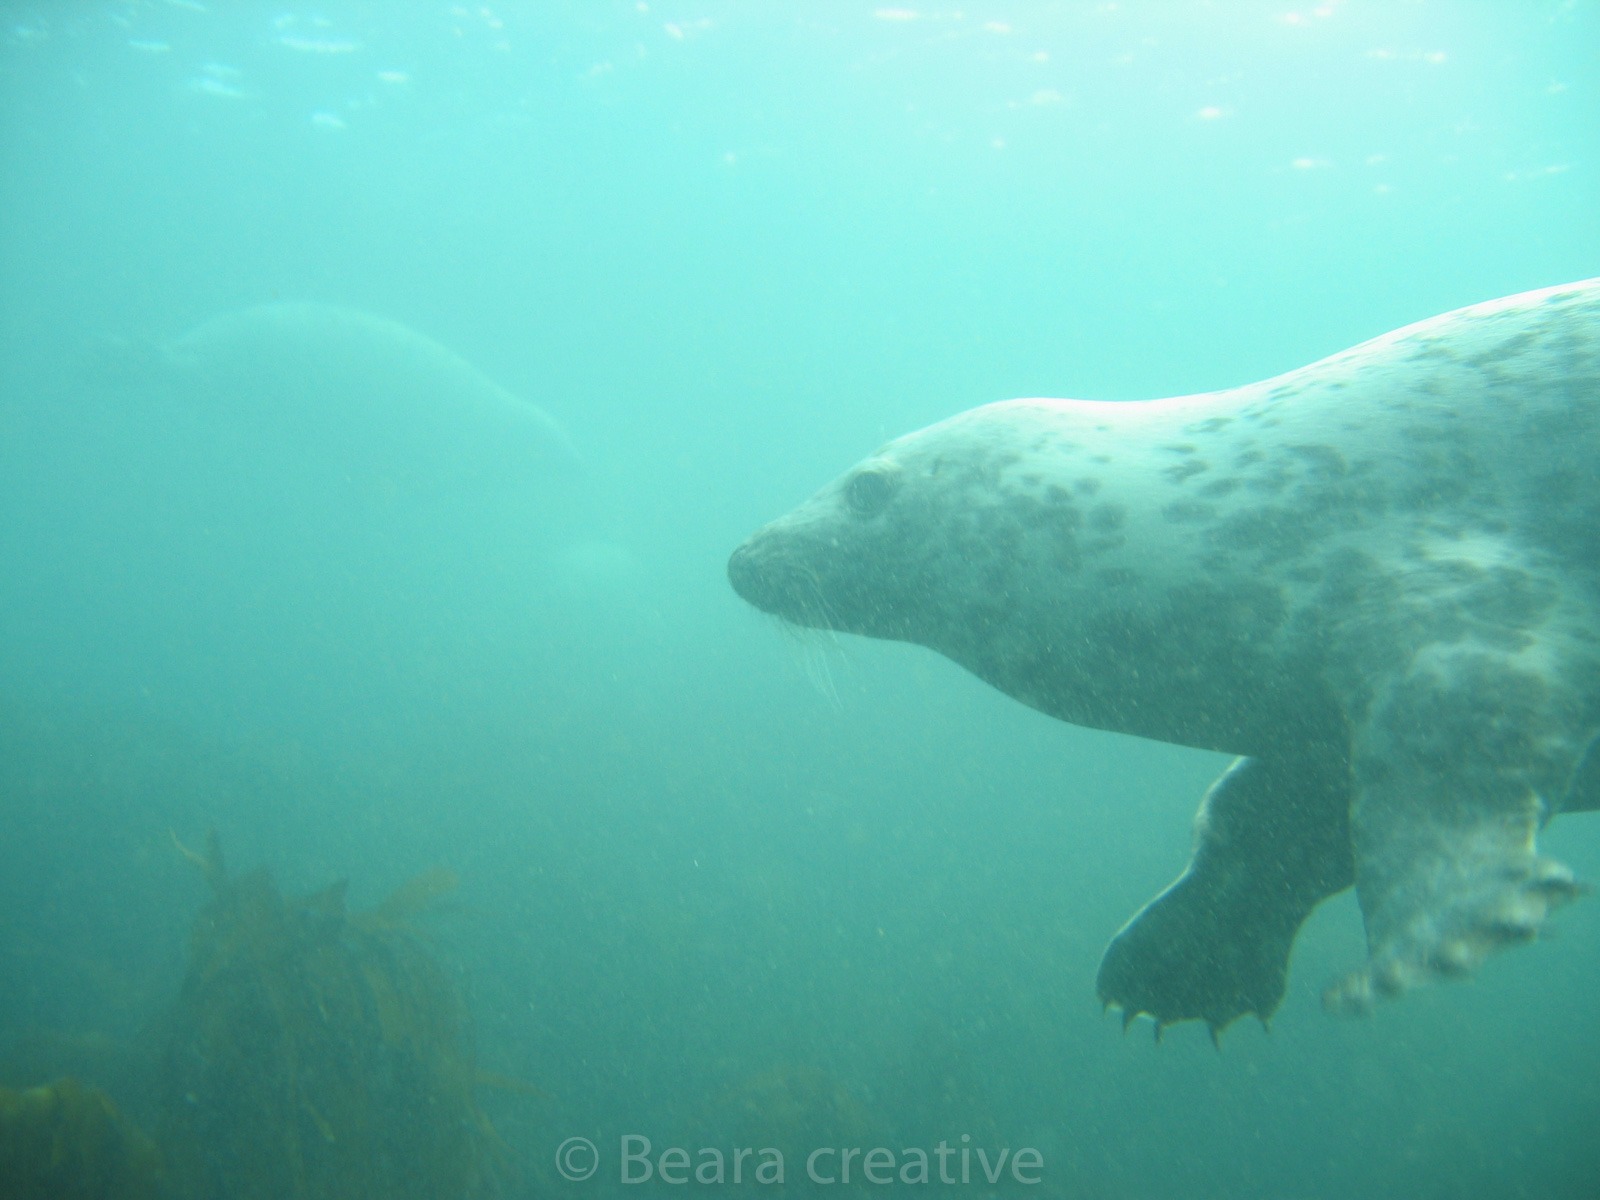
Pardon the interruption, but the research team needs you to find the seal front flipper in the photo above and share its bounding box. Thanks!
[1098,750,1354,1038]
[1324,642,1595,1014]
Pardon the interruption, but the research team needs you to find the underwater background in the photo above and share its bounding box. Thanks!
[1,1,1598,1197]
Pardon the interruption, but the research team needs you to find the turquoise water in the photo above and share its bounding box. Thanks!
[1,2,1597,1197]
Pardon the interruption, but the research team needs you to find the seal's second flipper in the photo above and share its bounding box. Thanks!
[1097,750,1354,1040]
[1323,647,1592,1015]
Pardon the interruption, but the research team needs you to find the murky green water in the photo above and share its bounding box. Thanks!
[1,4,1596,1197]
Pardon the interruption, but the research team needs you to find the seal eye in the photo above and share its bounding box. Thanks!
[845,467,896,517]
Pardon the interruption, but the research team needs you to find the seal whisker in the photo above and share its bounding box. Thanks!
[795,633,844,711]
[772,619,845,711]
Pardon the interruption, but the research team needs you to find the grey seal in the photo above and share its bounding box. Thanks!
[91,301,584,499]
[729,279,1600,1038]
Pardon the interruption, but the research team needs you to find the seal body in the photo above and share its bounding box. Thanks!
[89,301,597,562]
[729,279,1600,1035]
[156,302,584,494]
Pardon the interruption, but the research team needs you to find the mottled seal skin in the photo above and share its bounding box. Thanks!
[729,279,1600,1038]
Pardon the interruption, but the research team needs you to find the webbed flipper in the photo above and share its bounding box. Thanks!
[1097,749,1354,1038]
[1323,645,1593,1014]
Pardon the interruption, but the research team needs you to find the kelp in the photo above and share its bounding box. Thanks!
[0,1076,161,1200]
[156,833,500,1200]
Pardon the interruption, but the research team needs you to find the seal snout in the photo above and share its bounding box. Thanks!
[728,532,816,623]
[727,538,776,613]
